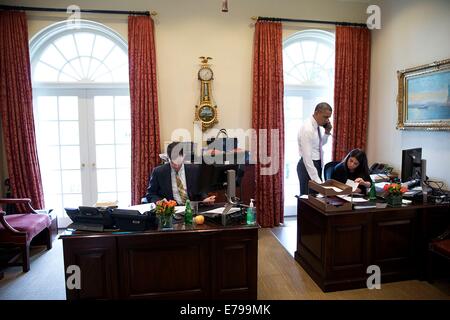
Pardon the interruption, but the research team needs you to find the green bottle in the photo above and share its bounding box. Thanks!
[184,199,193,225]
[369,182,377,201]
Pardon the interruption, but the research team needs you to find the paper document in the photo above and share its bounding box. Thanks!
[175,206,186,214]
[322,186,343,192]
[337,195,369,203]
[299,195,309,199]
[128,203,156,214]
[203,207,241,215]
[345,179,359,192]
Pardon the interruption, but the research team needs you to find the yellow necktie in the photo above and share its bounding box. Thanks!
[176,172,187,204]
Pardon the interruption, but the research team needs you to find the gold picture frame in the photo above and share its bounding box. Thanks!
[397,58,450,130]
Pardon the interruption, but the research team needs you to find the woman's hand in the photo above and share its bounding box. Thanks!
[355,178,371,188]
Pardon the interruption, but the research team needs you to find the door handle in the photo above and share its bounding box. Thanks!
[92,163,96,167]
[81,163,86,168]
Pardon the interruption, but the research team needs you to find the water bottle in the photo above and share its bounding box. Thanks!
[184,199,193,225]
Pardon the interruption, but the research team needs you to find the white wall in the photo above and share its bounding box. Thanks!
[368,0,450,188]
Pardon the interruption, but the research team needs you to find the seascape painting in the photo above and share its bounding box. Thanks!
[407,70,450,121]
[397,59,450,130]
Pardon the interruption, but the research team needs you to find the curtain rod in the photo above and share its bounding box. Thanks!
[252,16,366,28]
[0,5,156,17]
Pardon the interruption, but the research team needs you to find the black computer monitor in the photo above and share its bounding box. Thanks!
[401,148,422,182]
[197,163,244,194]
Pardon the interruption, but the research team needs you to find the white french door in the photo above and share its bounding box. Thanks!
[33,87,131,226]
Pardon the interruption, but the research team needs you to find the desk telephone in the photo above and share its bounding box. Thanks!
[369,163,392,174]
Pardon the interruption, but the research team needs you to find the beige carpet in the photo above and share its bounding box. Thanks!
[0,229,448,300]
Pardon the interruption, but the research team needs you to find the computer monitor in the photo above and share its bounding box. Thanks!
[197,163,245,202]
[401,148,422,182]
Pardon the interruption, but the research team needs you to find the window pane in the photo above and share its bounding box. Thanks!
[96,192,117,203]
[95,121,115,144]
[91,35,115,61]
[42,170,62,194]
[114,96,130,119]
[103,46,127,71]
[60,63,81,81]
[302,41,317,62]
[39,121,59,145]
[116,168,130,192]
[96,145,116,169]
[117,192,131,207]
[59,121,79,145]
[94,96,114,120]
[34,62,59,82]
[39,146,61,171]
[58,96,78,120]
[63,194,83,208]
[115,120,131,144]
[54,34,78,61]
[61,170,82,193]
[111,65,129,83]
[74,32,95,57]
[45,194,63,217]
[60,146,80,169]
[39,44,67,73]
[97,169,117,192]
[116,145,131,168]
[37,96,58,120]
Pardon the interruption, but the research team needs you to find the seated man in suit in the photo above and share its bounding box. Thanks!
[145,141,216,205]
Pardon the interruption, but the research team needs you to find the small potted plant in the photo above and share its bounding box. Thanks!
[155,199,177,230]
[383,183,408,207]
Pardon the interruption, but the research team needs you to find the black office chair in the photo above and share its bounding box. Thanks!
[324,161,340,180]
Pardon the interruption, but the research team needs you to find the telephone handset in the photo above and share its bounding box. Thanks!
[370,163,389,174]
[322,121,332,131]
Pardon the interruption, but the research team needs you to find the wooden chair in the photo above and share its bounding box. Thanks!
[0,198,52,272]
[427,225,450,282]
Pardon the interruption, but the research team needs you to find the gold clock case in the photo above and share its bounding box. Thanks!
[195,102,218,131]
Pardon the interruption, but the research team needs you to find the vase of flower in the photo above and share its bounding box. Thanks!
[386,194,403,207]
[383,183,407,207]
[155,199,176,230]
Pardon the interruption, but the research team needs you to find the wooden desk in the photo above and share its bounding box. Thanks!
[61,222,258,300]
[295,199,450,292]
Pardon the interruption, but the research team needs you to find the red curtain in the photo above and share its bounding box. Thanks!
[0,11,44,210]
[252,21,284,228]
[128,15,161,205]
[333,26,371,161]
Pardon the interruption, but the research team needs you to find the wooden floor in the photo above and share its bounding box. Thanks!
[0,224,448,300]
[261,219,450,299]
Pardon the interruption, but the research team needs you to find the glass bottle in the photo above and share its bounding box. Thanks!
[184,199,193,225]
[369,182,377,201]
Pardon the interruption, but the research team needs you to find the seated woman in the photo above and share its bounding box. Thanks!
[331,148,372,194]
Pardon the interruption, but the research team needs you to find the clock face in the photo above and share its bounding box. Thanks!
[198,67,213,81]
[199,105,215,122]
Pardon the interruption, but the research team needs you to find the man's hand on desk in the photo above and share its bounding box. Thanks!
[202,195,216,205]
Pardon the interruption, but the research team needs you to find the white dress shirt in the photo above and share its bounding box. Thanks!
[298,116,330,183]
[171,164,188,204]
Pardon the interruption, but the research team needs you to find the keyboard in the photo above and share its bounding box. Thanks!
[68,222,104,232]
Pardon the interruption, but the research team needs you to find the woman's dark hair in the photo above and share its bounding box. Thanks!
[341,148,369,176]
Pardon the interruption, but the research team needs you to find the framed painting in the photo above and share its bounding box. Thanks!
[397,58,450,130]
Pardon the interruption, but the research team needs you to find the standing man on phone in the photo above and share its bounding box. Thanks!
[297,102,333,195]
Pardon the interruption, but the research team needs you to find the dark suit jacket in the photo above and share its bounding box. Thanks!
[145,163,206,204]
[331,162,372,194]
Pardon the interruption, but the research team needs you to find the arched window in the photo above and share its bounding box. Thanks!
[283,29,335,216]
[30,20,131,226]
